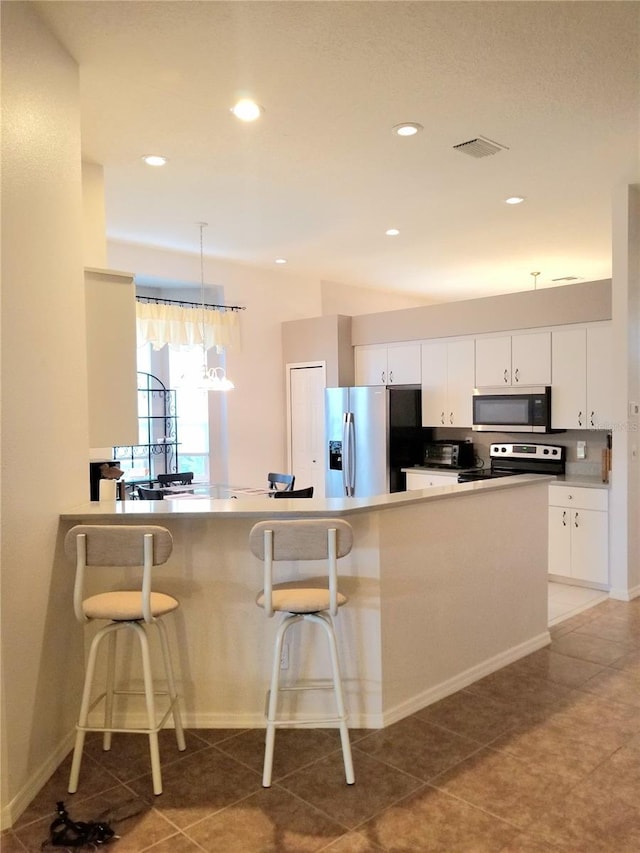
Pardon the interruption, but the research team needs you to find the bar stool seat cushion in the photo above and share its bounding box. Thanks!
[256,581,347,614]
[83,591,179,621]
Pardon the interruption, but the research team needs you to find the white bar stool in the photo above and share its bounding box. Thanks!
[249,518,355,788]
[64,524,186,796]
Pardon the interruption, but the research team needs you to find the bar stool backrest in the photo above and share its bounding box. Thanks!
[249,518,353,617]
[64,524,174,624]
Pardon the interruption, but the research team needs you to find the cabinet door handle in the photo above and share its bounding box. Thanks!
[577,411,583,427]
[504,369,509,384]
[562,510,567,526]
[514,368,520,383]
[381,371,386,384]
[441,412,445,425]
[574,512,579,528]
[389,370,394,384]
[449,412,454,425]
[590,411,595,427]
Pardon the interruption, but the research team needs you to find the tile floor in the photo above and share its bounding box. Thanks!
[4,587,640,852]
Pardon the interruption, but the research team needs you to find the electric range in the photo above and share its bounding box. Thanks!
[457,442,566,483]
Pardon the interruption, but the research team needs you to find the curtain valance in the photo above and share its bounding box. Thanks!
[136,302,241,353]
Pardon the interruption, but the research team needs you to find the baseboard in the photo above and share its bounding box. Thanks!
[1,730,75,832]
[609,583,640,602]
[378,631,552,728]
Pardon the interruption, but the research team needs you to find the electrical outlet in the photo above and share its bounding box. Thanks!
[280,643,289,670]
[629,401,640,417]
[576,440,586,460]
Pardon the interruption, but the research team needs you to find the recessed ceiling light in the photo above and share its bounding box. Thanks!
[231,99,264,122]
[505,196,525,205]
[142,155,167,166]
[392,122,423,137]
[275,258,287,265]
[385,228,400,236]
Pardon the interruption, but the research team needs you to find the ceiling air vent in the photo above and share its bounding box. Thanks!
[453,136,509,158]
[551,276,581,282]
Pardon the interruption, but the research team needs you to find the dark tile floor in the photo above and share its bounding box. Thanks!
[4,597,640,852]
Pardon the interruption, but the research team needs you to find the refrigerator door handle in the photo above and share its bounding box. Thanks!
[343,412,355,496]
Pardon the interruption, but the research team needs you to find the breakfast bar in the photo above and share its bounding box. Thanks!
[60,476,551,730]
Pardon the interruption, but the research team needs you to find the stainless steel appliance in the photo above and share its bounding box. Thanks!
[472,386,557,433]
[325,386,427,497]
[457,442,566,483]
[423,440,475,469]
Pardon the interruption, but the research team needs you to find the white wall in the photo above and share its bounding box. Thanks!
[109,242,324,485]
[321,279,433,316]
[1,1,88,826]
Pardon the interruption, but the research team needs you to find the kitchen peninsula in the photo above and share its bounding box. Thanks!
[60,476,551,729]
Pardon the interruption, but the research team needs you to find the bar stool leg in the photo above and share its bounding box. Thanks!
[263,615,300,787]
[156,618,186,751]
[69,623,113,793]
[310,613,355,785]
[103,631,117,751]
[132,623,162,796]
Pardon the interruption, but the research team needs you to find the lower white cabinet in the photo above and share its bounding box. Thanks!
[548,485,608,585]
[405,469,460,490]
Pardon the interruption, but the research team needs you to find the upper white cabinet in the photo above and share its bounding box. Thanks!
[85,268,138,447]
[475,332,551,387]
[551,323,613,430]
[421,339,475,427]
[355,343,421,386]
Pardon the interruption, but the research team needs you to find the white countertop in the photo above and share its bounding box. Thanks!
[401,466,468,475]
[61,474,554,520]
[551,474,610,489]
[404,467,610,490]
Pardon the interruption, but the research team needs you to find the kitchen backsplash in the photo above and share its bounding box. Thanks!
[434,427,610,478]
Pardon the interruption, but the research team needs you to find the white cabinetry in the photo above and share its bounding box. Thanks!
[85,267,138,447]
[355,343,421,386]
[475,332,551,387]
[551,323,613,430]
[405,469,461,490]
[421,339,475,427]
[548,485,608,585]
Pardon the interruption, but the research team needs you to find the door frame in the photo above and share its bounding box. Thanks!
[285,361,327,475]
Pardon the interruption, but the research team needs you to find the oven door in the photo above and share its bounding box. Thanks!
[472,386,551,433]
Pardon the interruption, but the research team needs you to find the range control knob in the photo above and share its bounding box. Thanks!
[543,448,549,455]
[552,448,558,455]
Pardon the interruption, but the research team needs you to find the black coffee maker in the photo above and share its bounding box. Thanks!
[89,460,124,501]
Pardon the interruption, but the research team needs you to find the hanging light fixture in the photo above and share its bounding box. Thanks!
[191,223,234,392]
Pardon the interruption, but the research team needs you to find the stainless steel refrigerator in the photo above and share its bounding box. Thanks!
[325,386,428,497]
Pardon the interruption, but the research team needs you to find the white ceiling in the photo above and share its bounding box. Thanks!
[36,0,639,303]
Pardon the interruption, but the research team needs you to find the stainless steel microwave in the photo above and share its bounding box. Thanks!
[472,386,556,433]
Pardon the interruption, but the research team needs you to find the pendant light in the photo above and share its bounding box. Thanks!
[192,222,234,392]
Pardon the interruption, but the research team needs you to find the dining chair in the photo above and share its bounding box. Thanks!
[157,472,194,486]
[249,518,355,788]
[64,524,186,796]
[267,472,295,491]
[137,486,165,500]
[272,486,314,498]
